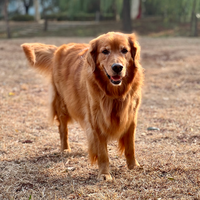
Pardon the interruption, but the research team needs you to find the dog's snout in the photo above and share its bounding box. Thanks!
[111,63,123,73]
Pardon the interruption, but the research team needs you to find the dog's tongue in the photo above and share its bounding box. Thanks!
[111,75,121,81]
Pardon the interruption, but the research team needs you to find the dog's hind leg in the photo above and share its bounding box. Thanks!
[50,84,71,152]
[58,114,71,152]
[56,96,71,152]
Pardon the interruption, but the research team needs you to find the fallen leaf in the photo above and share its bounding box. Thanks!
[8,92,15,96]
[22,140,33,144]
[20,84,29,90]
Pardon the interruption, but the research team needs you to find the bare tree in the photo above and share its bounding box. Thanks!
[122,0,132,33]
[22,0,33,14]
[4,0,11,38]
[41,0,58,31]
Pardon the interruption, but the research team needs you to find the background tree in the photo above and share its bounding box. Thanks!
[122,0,132,33]
[22,0,33,14]
[34,0,40,22]
[41,0,58,31]
[4,0,11,38]
[191,0,198,36]
[142,0,200,24]
[100,0,122,20]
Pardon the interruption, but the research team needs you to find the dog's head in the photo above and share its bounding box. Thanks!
[87,32,142,97]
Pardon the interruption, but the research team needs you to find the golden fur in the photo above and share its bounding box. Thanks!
[21,32,143,180]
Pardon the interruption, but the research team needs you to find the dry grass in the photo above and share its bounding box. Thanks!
[0,37,200,200]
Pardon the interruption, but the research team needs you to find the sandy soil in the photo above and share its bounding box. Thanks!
[0,37,200,199]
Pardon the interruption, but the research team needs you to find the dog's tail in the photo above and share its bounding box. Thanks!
[21,43,57,77]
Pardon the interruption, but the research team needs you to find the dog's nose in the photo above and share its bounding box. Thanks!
[111,63,123,73]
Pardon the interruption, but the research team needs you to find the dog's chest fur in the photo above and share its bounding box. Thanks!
[87,89,139,139]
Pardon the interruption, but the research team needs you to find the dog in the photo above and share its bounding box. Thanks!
[21,32,143,181]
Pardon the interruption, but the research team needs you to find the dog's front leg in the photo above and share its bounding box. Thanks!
[87,128,112,181]
[96,134,112,181]
[121,122,140,169]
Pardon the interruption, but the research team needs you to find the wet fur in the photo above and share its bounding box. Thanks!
[21,32,143,180]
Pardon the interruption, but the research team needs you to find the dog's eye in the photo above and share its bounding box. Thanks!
[121,48,128,54]
[102,49,110,55]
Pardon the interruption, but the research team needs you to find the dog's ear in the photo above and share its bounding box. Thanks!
[87,39,98,72]
[21,43,57,76]
[128,33,141,65]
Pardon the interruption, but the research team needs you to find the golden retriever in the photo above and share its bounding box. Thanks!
[21,32,143,181]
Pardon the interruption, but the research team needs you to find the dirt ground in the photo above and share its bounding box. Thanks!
[0,36,200,200]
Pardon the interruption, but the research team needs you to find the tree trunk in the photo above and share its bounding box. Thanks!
[193,14,198,36]
[136,0,142,19]
[44,13,48,32]
[122,0,132,33]
[96,0,101,21]
[25,6,29,14]
[34,0,40,22]
[190,0,197,36]
[113,0,119,21]
[23,0,32,15]
[4,0,11,39]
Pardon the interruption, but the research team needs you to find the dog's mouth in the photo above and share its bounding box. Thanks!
[104,69,122,85]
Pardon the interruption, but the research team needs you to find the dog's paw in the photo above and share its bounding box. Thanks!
[98,174,112,182]
[127,159,140,170]
[62,148,71,154]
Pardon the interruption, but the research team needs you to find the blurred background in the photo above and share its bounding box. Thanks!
[0,0,200,39]
[1,2,200,198]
